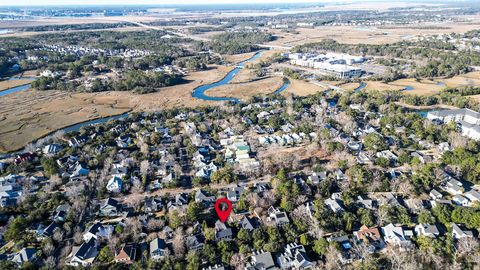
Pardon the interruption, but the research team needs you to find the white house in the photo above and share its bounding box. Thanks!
[325,198,344,213]
[452,194,470,206]
[381,223,411,247]
[106,176,122,193]
[414,224,440,238]
[464,189,480,205]
[451,223,474,239]
[83,222,114,242]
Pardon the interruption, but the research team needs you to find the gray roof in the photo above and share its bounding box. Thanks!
[74,238,96,259]
[150,238,167,253]
[250,251,276,269]
[428,108,480,120]
[12,247,37,264]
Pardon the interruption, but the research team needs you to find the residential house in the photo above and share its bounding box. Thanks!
[116,135,131,148]
[464,189,480,205]
[14,152,36,165]
[43,144,62,156]
[226,185,245,202]
[245,250,276,270]
[381,223,412,247]
[215,221,233,242]
[353,225,385,252]
[144,197,163,213]
[376,150,398,164]
[115,243,137,264]
[415,224,440,238]
[452,194,470,206]
[444,179,464,195]
[68,135,88,147]
[239,216,261,231]
[452,224,474,239]
[167,193,189,211]
[325,198,344,213]
[54,204,70,223]
[252,182,271,194]
[99,198,122,217]
[429,189,443,200]
[276,243,312,269]
[67,238,98,267]
[150,238,168,261]
[11,247,37,266]
[267,206,290,226]
[83,222,114,242]
[106,176,122,193]
[69,163,90,181]
[195,190,216,206]
[308,171,326,184]
[356,195,376,210]
[37,221,58,239]
[186,234,205,251]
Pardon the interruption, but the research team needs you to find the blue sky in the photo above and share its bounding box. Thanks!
[0,0,329,6]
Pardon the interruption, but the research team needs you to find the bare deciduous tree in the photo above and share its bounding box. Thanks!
[230,253,246,270]
[172,228,186,259]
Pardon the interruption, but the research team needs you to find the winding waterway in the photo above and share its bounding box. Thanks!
[0,77,35,97]
[192,50,290,103]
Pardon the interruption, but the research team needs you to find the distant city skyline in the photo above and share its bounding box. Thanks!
[0,0,330,7]
[0,0,463,7]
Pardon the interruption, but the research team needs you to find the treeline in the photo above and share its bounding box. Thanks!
[32,70,184,94]
[207,32,274,54]
[21,22,136,32]
[33,30,189,55]
[400,87,480,110]
[0,37,42,77]
[294,39,480,78]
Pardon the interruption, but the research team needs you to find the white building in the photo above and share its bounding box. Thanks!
[427,109,480,140]
[287,52,364,79]
[106,176,122,193]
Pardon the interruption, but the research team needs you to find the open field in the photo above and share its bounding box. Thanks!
[284,79,328,96]
[0,65,233,152]
[362,72,480,95]
[223,52,257,65]
[0,16,160,29]
[363,80,437,94]
[339,82,362,91]
[0,90,131,153]
[268,16,480,46]
[232,49,285,84]
[467,95,480,103]
[0,79,33,91]
[438,71,480,88]
[390,78,446,96]
[205,76,284,101]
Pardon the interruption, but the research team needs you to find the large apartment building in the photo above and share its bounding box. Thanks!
[427,108,480,140]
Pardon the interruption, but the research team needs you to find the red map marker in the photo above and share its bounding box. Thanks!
[215,198,232,223]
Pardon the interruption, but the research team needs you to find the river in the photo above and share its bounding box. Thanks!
[192,50,290,103]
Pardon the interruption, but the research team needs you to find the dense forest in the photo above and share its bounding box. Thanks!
[207,32,275,54]
[32,30,189,55]
[21,22,136,32]
[31,70,184,93]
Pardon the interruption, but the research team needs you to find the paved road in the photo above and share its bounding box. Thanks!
[121,20,293,51]
[123,20,210,42]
